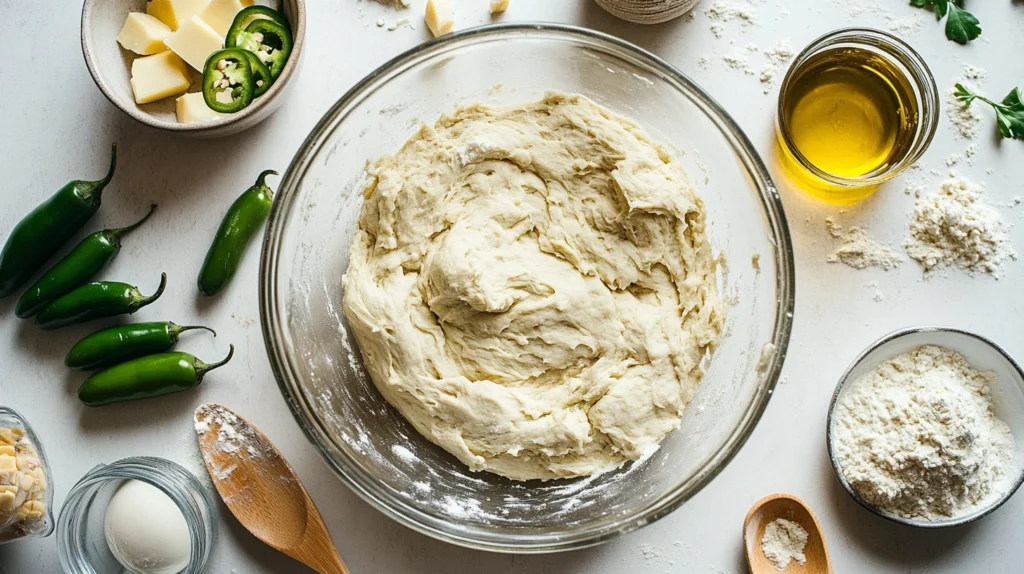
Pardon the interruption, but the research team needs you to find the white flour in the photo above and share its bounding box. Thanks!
[759,40,794,94]
[946,65,987,140]
[825,218,903,270]
[834,345,1015,520]
[760,518,808,571]
[905,174,1016,277]
[194,405,267,481]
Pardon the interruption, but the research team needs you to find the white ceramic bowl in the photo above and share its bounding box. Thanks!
[81,0,305,137]
[827,327,1024,528]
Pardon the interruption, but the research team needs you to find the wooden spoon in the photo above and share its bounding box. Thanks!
[194,403,349,574]
[743,493,832,574]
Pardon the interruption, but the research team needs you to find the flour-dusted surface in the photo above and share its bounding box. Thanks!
[342,93,723,481]
[760,518,808,571]
[825,217,903,270]
[834,345,1015,520]
[7,1,1024,573]
[905,174,1016,277]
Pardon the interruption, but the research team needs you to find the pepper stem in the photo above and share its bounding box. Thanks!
[167,322,217,343]
[81,143,118,205]
[254,169,279,196]
[109,203,157,243]
[195,345,235,383]
[132,273,167,310]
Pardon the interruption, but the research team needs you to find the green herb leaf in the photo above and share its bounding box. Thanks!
[994,89,1024,140]
[954,84,1024,140]
[945,4,982,44]
[909,0,980,43]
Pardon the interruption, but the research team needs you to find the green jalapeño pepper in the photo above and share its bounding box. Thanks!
[66,321,217,371]
[202,49,255,113]
[35,273,167,330]
[0,144,117,298]
[16,204,156,318]
[236,19,293,79]
[243,51,273,97]
[78,345,234,406]
[197,170,277,296]
[225,5,289,49]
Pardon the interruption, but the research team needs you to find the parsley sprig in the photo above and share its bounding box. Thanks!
[954,84,1024,140]
[910,0,981,44]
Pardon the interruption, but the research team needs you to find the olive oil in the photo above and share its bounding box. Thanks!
[780,47,919,180]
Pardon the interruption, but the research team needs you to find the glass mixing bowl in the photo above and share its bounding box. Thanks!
[260,23,795,553]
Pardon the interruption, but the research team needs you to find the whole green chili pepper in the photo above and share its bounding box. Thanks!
[0,144,117,298]
[78,345,234,406]
[202,49,255,114]
[65,321,217,371]
[197,170,277,296]
[16,204,156,318]
[236,19,293,79]
[35,273,167,330]
[225,5,289,49]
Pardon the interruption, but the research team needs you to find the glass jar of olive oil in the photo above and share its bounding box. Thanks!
[776,29,938,204]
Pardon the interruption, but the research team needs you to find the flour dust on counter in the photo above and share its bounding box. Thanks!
[905,173,1016,277]
[946,64,988,140]
[824,218,903,270]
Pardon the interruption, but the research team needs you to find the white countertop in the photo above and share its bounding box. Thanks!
[2,0,1023,572]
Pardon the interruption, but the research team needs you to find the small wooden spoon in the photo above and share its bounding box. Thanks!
[743,493,832,574]
[194,403,349,574]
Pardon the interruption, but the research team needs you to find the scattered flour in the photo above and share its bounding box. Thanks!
[905,174,1016,277]
[759,40,794,94]
[761,518,808,571]
[721,49,753,75]
[886,14,925,35]
[834,345,1015,520]
[946,65,988,140]
[825,218,903,270]
[704,0,756,35]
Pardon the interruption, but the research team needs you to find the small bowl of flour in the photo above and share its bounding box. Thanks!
[827,327,1024,527]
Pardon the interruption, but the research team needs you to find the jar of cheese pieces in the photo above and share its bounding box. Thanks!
[0,407,54,544]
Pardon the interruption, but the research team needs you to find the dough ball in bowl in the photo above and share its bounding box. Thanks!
[261,24,793,552]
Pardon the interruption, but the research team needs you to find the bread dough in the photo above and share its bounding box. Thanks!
[343,93,723,481]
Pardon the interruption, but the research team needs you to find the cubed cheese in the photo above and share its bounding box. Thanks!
[490,0,510,13]
[163,16,225,72]
[0,446,13,457]
[176,92,225,124]
[130,51,191,104]
[146,0,208,30]
[199,0,247,36]
[0,455,15,472]
[117,12,173,55]
[425,0,455,37]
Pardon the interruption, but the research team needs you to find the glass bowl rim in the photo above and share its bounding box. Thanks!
[259,22,796,553]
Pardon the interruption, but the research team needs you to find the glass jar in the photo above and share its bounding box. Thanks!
[775,28,938,204]
[57,457,217,574]
[0,407,55,544]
